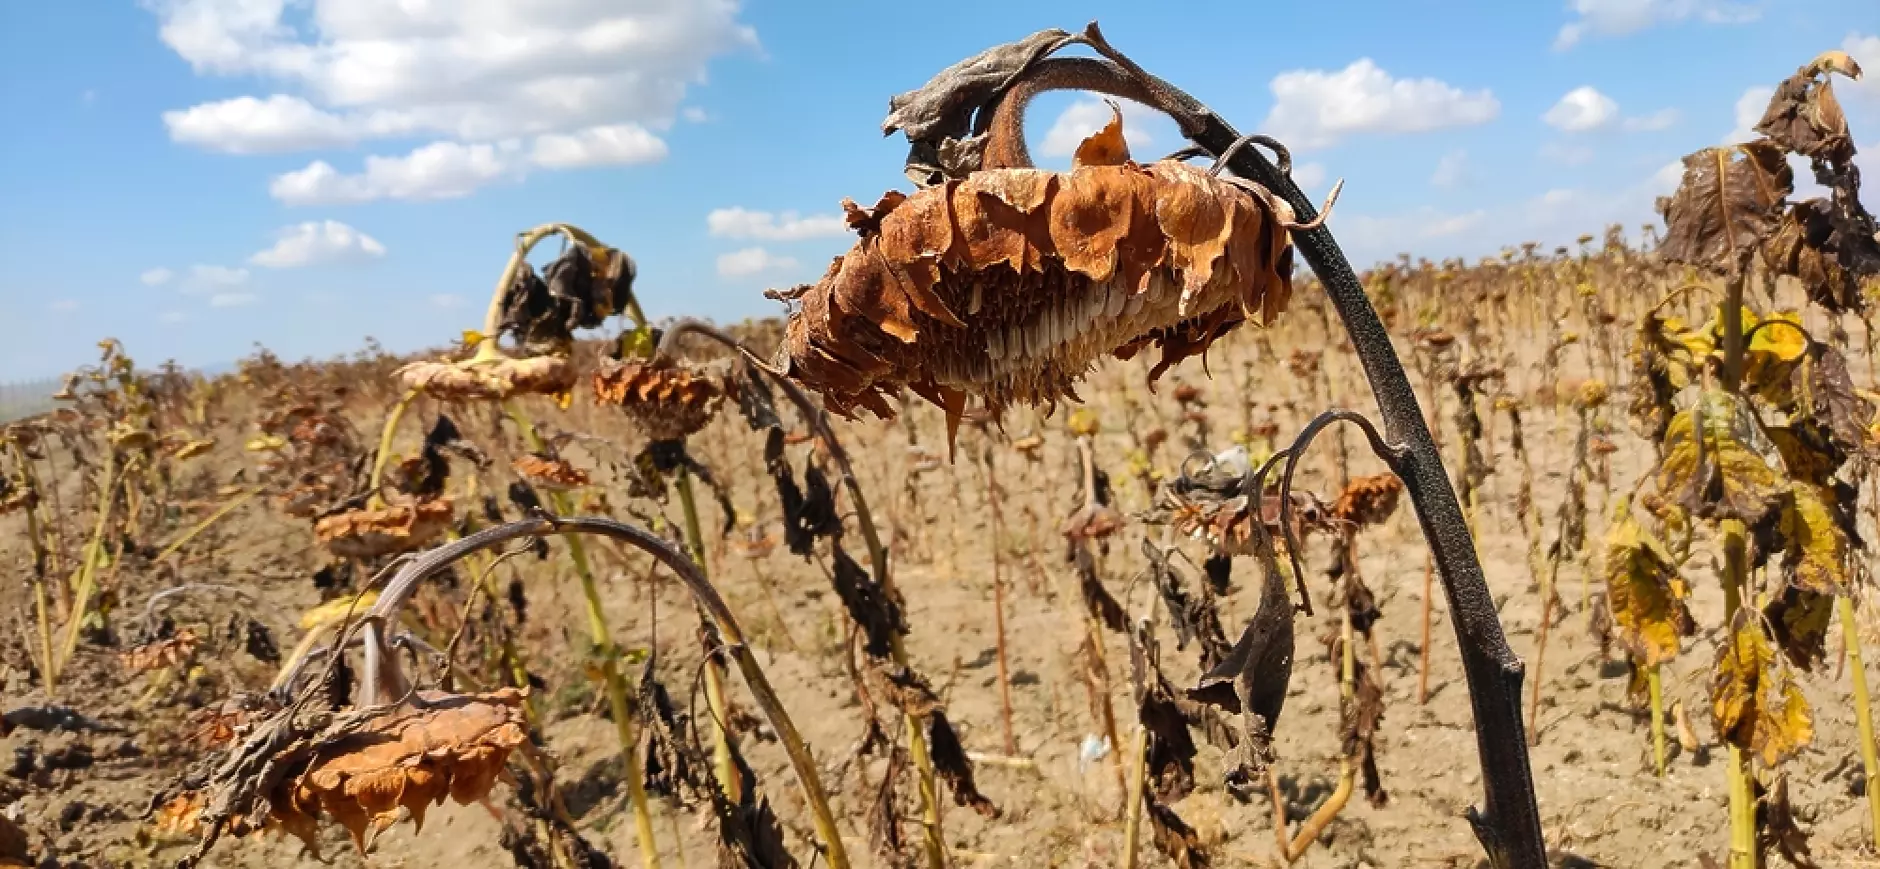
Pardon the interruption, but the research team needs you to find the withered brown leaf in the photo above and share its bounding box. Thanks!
[1656,141,1794,274]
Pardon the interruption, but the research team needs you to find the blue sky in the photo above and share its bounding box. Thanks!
[2,0,1876,380]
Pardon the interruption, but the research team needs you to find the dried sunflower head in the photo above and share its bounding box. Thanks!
[499,244,636,354]
[314,499,455,558]
[119,628,200,675]
[1330,474,1404,529]
[275,689,528,850]
[780,111,1295,429]
[511,452,590,490]
[591,357,724,442]
[397,355,577,402]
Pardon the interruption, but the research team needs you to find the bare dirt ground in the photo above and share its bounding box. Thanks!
[9,296,1880,869]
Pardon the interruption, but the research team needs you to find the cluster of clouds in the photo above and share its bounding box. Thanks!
[140,0,1880,308]
[150,0,751,204]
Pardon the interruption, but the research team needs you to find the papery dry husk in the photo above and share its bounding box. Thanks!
[397,356,576,402]
[272,689,529,850]
[591,357,724,441]
[511,452,590,490]
[119,629,200,674]
[314,499,454,558]
[781,113,1295,425]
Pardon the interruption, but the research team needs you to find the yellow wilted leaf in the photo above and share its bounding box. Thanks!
[1602,516,1690,666]
[1778,483,1850,594]
[1749,311,1807,363]
[1711,610,1813,767]
[1767,424,1838,484]
[1067,408,1101,437]
[1744,310,1807,401]
[300,591,381,631]
[461,329,488,347]
[245,433,288,452]
[1657,390,1784,524]
[1766,587,1834,672]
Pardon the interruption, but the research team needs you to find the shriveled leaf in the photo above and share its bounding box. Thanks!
[1657,390,1785,524]
[1628,314,1710,438]
[1764,586,1834,672]
[928,710,998,818]
[1754,53,1859,164]
[1602,516,1693,666]
[1763,199,1879,313]
[1072,103,1132,168]
[1711,610,1813,767]
[882,28,1075,183]
[1145,798,1211,869]
[1792,342,1874,460]
[1777,483,1852,594]
[1656,141,1793,274]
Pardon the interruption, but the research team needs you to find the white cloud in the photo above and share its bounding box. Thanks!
[149,0,755,194]
[209,292,258,308]
[1724,86,1776,144]
[180,264,250,294]
[716,247,798,278]
[1544,86,1619,133]
[1430,150,1468,188]
[706,207,847,241]
[140,267,175,287]
[270,141,519,205]
[1622,108,1681,132]
[1038,98,1159,157]
[250,220,386,268]
[429,293,465,309]
[163,94,391,153]
[1261,59,1499,150]
[1554,0,1759,51]
[48,299,79,313]
[681,106,709,123]
[530,124,668,168]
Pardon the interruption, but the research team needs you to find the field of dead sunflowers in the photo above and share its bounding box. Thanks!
[6,24,1880,869]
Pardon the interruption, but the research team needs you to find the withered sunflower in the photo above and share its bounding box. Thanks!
[779,110,1298,432]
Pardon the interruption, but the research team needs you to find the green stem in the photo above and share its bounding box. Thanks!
[678,468,743,804]
[1838,595,1880,854]
[1648,665,1667,778]
[1722,517,1756,869]
[153,489,258,564]
[506,402,661,869]
[54,452,124,688]
[365,388,422,507]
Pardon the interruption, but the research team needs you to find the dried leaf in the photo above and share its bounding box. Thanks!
[1711,610,1813,767]
[927,710,998,818]
[1601,516,1692,666]
[1656,141,1794,274]
[1764,586,1834,673]
[1145,798,1211,869]
[1755,54,1858,164]
[832,544,907,660]
[1776,483,1851,594]
[1656,390,1785,525]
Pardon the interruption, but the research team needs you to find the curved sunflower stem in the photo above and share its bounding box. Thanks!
[365,388,422,506]
[502,402,662,869]
[1837,594,1880,853]
[472,223,605,364]
[677,467,744,804]
[362,516,851,868]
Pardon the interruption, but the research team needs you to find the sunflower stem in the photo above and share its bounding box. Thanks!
[1837,594,1880,853]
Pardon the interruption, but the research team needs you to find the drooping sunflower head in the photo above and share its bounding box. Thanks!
[591,357,725,442]
[779,111,1296,435]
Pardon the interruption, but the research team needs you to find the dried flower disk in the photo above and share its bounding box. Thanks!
[314,499,455,558]
[591,357,724,442]
[397,355,577,402]
[277,689,529,849]
[511,452,591,490]
[782,110,1296,431]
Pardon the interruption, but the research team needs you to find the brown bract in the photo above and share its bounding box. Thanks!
[314,499,454,558]
[397,356,577,402]
[590,357,724,441]
[273,689,528,850]
[511,452,590,490]
[781,113,1295,427]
